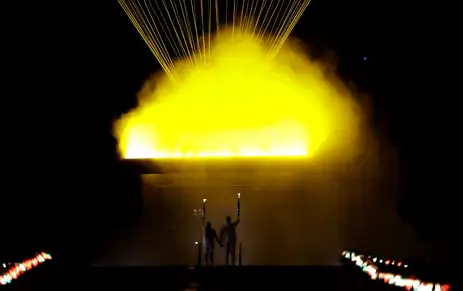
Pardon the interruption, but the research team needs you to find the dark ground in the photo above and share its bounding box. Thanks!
[7,265,393,291]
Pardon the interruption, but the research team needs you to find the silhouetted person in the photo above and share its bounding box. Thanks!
[203,221,220,266]
[220,215,240,265]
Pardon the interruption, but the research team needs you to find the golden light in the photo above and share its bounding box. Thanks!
[115,30,360,160]
[115,0,362,160]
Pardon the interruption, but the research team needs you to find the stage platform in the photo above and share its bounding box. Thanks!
[118,157,359,175]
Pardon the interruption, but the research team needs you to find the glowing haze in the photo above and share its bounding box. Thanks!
[114,30,361,160]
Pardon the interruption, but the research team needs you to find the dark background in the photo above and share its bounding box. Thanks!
[2,0,455,268]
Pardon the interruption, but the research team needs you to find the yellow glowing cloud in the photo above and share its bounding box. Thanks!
[114,31,360,160]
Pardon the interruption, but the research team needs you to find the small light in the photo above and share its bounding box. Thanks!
[195,241,198,245]
[404,264,408,268]
[203,198,206,203]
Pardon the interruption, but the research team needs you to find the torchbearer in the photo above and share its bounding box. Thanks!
[220,193,241,265]
[199,198,220,266]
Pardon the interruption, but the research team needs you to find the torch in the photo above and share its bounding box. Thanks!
[202,198,207,221]
[237,193,240,216]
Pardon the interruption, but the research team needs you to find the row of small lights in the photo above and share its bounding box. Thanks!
[367,254,408,268]
[0,252,52,286]
[342,251,451,291]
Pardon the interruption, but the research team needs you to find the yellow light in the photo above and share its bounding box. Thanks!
[115,30,360,160]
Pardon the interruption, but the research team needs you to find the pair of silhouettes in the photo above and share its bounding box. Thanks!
[202,215,240,266]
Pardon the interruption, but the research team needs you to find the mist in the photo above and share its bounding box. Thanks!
[101,29,425,265]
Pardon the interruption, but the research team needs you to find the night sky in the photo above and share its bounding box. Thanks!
[2,0,455,266]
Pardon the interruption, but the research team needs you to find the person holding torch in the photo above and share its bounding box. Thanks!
[220,193,241,266]
[201,198,220,265]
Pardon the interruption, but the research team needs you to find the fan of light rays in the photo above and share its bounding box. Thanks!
[118,0,311,80]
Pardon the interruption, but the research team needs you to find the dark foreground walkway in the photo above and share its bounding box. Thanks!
[8,264,400,291]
